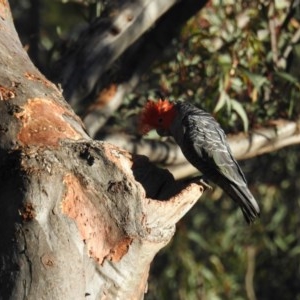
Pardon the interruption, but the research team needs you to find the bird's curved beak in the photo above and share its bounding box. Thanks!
[156,128,171,137]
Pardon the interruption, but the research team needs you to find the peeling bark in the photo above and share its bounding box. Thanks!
[0,1,203,299]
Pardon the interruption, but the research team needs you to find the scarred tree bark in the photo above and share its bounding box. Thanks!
[0,2,203,299]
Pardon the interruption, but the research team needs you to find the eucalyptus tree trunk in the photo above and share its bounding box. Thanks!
[0,2,203,299]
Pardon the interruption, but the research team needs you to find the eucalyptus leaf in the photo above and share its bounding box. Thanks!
[275,71,300,88]
[240,67,269,90]
[230,99,249,131]
[214,90,230,113]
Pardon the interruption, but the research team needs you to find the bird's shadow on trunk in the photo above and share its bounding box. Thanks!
[131,153,202,200]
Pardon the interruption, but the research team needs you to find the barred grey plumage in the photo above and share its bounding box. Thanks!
[169,101,260,223]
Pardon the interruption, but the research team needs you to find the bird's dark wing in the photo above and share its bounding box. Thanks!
[175,102,259,223]
[181,110,247,186]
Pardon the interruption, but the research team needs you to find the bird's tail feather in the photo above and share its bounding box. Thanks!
[225,184,260,224]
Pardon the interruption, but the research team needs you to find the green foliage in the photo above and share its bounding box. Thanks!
[138,0,300,132]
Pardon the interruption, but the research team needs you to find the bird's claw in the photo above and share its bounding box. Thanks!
[199,177,213,191]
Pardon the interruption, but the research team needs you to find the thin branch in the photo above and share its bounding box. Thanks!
[229,120,300,159]
[245,246,257,300]
[268,1,279,66]
[278,27,300,69]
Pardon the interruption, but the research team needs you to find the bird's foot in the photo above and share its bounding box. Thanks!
[179,176,213,191]
[198,177,213,191]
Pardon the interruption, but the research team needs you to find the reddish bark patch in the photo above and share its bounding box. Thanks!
[24,72,52,88]
[87,84,117,112]
[0,85,15,100]
[19,202,36,221]
[61,173,131,265]
[41,253,55,269]
[0,0,10,20]
[15,98,82,147]
[106,236,132,261]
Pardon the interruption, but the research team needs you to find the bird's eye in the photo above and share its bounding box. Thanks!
[158,117,163,123]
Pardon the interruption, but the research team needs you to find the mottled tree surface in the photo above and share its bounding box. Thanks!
[0,1,203,299]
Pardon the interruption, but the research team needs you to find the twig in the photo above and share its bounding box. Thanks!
[268,1,279,66]
[245,246,257,300]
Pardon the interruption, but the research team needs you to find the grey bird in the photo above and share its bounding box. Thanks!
[140,99,260,223]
